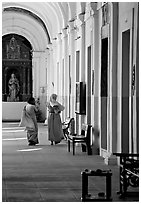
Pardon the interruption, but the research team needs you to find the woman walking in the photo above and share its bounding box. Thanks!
[19,97,39,146]
[47,94,65,145]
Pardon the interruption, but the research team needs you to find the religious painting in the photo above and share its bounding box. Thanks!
[75,82,86,115]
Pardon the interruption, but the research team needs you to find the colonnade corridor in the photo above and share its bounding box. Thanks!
[2,123,139,202]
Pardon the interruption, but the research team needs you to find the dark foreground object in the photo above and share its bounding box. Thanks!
[81,169,112,202]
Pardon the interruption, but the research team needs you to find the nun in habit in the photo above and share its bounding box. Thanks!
[47,94,65,145]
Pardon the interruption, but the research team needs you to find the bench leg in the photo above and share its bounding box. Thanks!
[68,140,70,152]
[73,141,75,155]
[122,170,128,196]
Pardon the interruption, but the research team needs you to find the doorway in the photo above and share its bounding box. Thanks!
[121,29,130,153]
[101,38,108,150]
[75,51,80,133]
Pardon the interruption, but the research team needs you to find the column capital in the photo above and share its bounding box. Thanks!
[46,43,53,51]
[68,20,78,34]
[84,2,97,21]
[62,27,68,37]
[68,20,75,29]
[32,51,43,58]
[57,33,62,41]
[45,48,50,55]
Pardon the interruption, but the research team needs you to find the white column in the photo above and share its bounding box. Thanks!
[47,44,54,98]
[78,13,86,129]
[68,21,76,118]
[44,48,50,125]
[33,51,45,98]
[62,28,69,119]
[52,41,58,94]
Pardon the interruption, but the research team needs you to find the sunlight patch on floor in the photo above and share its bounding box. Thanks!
[2,127,25,130]
[2,137,27,141]
[17,148,42,152]
[2,130,25,133]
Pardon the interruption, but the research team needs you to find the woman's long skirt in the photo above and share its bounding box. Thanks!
[48,113,64,143]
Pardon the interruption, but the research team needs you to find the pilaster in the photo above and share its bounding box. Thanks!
[46,44,54,99]
[77,13,86,129]
[56,33,63,101]
[78,13,85,82]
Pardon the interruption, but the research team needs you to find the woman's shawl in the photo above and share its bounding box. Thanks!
[47,101,64,114]
[19,106,35,130]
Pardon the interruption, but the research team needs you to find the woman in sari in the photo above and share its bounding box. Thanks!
[47,94,65,145]
[20,97,39,146]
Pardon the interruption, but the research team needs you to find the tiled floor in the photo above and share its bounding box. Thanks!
[2,122,139,202]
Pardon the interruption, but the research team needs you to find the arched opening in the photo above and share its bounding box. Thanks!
[2,34,33,102]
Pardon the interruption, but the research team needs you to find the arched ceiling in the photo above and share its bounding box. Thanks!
[2,2,87,50]
[3,2,79,40]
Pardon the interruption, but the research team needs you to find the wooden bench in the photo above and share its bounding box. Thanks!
[62,117,74,140]
[113,153,139,198]
[67,124,92,155]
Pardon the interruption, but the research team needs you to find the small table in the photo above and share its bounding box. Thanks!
[81,169,112,201]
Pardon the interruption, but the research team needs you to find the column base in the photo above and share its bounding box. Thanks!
[104,155,117,165]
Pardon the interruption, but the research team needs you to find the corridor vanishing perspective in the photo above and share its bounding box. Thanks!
[2,123,139,202]
[2,1,139,202]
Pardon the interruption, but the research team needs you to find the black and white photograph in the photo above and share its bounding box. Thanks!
[2,1,139,202]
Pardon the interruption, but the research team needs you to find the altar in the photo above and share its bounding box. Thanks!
[2,102,27,121]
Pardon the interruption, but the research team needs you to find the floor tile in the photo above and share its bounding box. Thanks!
[39,188,77,202]
[6,188,43,202]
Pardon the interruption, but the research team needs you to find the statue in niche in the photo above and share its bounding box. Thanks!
[7,73,20,102]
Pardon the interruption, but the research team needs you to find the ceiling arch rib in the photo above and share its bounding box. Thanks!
[23,2,63,40]
[43,2,63,38]
[68,2,77,21]
[58,2,69,29]
[16,2,53,41]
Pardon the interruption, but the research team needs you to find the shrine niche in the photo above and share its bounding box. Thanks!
[2,34,32,102]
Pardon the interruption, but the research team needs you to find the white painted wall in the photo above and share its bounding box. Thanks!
[2,102,27,121]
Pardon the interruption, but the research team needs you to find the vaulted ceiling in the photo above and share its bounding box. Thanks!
[2,2,86,49]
